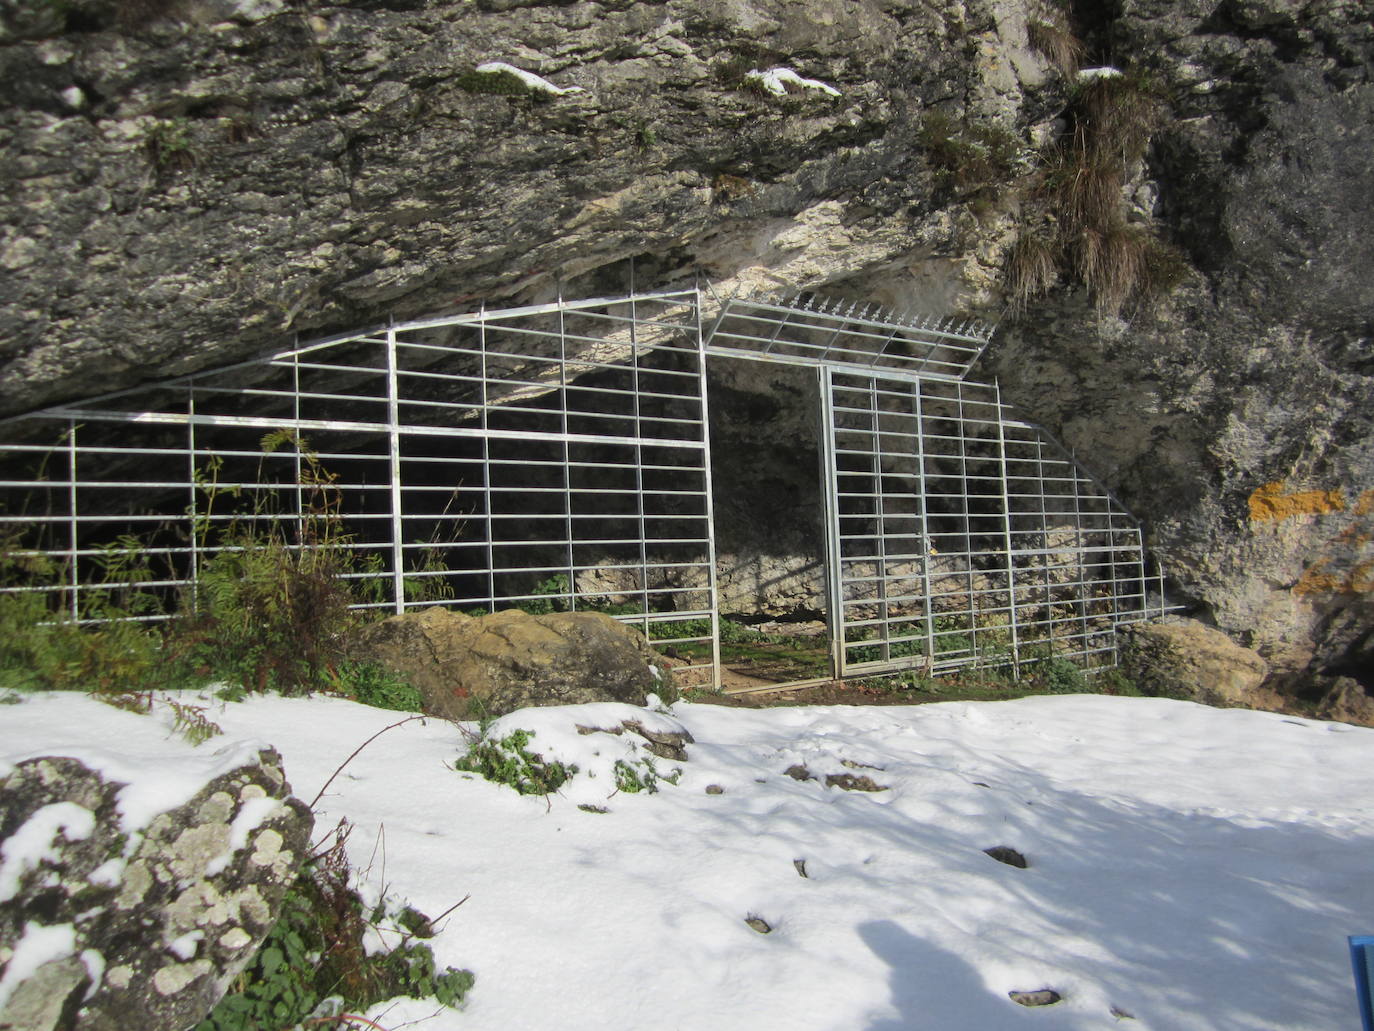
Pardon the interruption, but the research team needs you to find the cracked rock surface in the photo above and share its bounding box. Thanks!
[0,749,312,1031]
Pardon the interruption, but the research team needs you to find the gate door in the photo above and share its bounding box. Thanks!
[822,368,1026,677]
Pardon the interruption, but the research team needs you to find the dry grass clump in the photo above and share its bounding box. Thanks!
[1028,16,1083,77]
[1004,233,1059,312]
[1073,74,1162,163]
[1074,223,1150,315]
[1004,63,1181,316]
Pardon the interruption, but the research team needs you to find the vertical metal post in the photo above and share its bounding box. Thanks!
[66,420,79,621]
[385,328,405,614]
[991,381,1021,672]
[1034,436,1051,649]
[818,366,845,677]
[1069,449,1090,660]
[480,309,495,611]
[953,382,976,658]
[630,291,649,629]
[557,289,575,608]
[868,378,890,662]
[187,386,199,605]
[693,288,723,689]
[911,381,936,667]
[293,355,304,544]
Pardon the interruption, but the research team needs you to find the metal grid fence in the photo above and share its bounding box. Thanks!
[0,289,720,686]
[0,287,1166,689]
[819,370,1160,677]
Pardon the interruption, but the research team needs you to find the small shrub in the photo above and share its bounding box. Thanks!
[166,697,223,745]
[456,67,538,98]
[522,573,570,615]
[196,826,473,1031]
[612,755,680,795]
[331,662,424,713]
[1095,667,1142,696]
[143,117,197,172]
[919,113,1026,193]
[1029,655,1090,694]
[453,729,578,795]
[169,434,363,695]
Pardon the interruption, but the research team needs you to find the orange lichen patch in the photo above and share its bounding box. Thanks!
[1294,559,1374,597]
[1354,489,1374,517]
[1247,481,1347,522]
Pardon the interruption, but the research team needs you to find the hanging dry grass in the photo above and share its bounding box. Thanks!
[1005,233,1060,312]
[1028,17,1083,78]
[1074,74,1161,163]
[1001,48,1183,315]
[1048,144,1123,237]
[1075,222,1150,315]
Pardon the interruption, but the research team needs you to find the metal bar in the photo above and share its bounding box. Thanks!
[991,380,1021,671]
[691,288,722,690]
[559,290,575,609]
[187,385,199,610]
[67,421,78,620]
[819,366,845,678]
[912,382,936,666]
[868,378,890,663]
[479,304,495,612]
[386,328,405,614]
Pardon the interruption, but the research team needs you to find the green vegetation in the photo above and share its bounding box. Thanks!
[142,117,197,173]
[456,66,540,99]
[196,827,472,1031]
[1005,57,1187,314]
[453,728,578,795]
[613,755,681,794]
[0,432,419,706]
[919,112,1027,196]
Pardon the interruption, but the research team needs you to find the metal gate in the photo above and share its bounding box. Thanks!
[706,293,1164,680]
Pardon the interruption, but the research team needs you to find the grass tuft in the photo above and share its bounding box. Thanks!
[1004,232,1060,312]
[1028,16,1083,77]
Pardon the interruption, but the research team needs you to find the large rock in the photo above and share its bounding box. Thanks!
[0,748,312,1031]
[1121,617,1281,710]
[353,608,674,720]
[1314,677,1374,728]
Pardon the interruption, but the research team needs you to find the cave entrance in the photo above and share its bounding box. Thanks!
[703,354,832,690]
[0,287,1166,695]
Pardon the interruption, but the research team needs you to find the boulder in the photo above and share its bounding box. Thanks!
[1121,617,1282,710]
[352,608,674,720]
[0,749,312,1031]
[1314,677,1374,728]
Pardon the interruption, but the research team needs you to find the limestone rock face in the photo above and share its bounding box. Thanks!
[0,0,1043,414]
[984,0,1374,690]
[353,608,673,719]
[0,749,312,1031]
[1121,617,1281,710]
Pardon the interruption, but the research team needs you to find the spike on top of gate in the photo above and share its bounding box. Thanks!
[704,290,996,382]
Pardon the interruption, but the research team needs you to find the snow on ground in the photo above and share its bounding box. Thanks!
[3,692,1372,1031]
